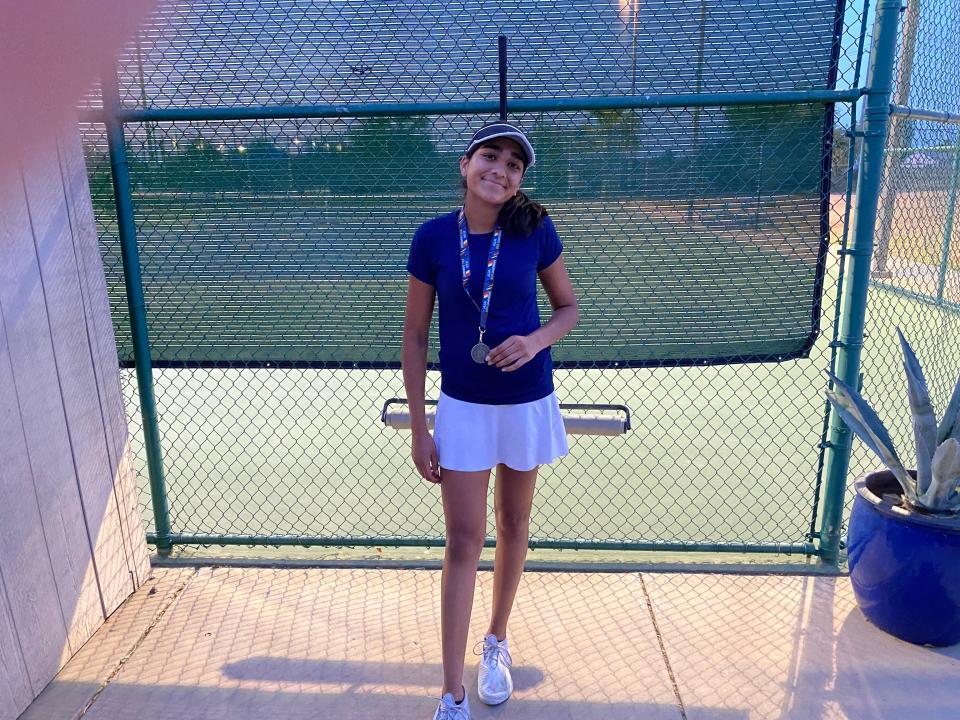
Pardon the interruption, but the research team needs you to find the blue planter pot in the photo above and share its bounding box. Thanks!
[847,470,960,646]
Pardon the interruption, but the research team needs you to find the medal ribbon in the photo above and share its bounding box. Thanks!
[458,209,502,335]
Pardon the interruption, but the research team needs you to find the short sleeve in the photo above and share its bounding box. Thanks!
[536,214,564,271]
[406,224,437,285]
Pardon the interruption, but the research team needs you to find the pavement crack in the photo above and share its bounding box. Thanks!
[78,569,197,718]
[640,573,689,720]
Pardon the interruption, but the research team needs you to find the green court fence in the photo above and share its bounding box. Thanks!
[77,0,960,562]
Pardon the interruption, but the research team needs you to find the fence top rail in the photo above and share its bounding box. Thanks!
[889,105,960,126]
[80,88,865,124]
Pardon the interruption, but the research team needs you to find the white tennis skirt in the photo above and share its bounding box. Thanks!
[433,391,569,472]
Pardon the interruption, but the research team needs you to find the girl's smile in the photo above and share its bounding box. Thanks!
[460,139,526,209]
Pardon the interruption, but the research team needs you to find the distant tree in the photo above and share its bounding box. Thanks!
[151,138,232,192]
[831,126,859,192]
[345,116,444,193]
[716,104,824,196]
[83,149,115,209]
[348,116,434,158]
[526,117,572,198]
[593,108,632,134]
[581,109,642,194]
[236,137,290,191]
[643,149,696,199]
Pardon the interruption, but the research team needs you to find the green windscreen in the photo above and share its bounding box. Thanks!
[91,0,843,368]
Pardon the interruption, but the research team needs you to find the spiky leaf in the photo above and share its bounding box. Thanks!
[931,439,960,483]
[826,373,917,503]
[897,329,938,495]
[947,487,960,512]
[921,438,960,512]
[939,374,960,445]
[930,478,960,513]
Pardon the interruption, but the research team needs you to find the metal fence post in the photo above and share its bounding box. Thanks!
[101,65,174,556]
[819,0,903,565]
[937,134,960,303]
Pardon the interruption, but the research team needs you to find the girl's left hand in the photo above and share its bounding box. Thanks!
[486,335,543,372]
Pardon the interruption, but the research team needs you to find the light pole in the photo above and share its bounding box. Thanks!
[873,0,922,278]
[687,0,708,222]
[134,36,158,164]
[629,1,640,192]
[630,0,639,95]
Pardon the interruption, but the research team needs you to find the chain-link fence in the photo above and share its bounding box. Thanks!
[77,0,958,560]
[847,0,960,514]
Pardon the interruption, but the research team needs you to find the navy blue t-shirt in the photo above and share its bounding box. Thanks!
[406,209,564,405]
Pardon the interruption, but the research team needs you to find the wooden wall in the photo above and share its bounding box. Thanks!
[0,117,150,720]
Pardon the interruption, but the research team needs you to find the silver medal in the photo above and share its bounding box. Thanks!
[471,342,490,364]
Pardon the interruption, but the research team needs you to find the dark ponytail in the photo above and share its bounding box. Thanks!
[497,191,548,237]
[461,143,547,236]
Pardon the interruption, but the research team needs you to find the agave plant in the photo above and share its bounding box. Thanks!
[826,328,960,514]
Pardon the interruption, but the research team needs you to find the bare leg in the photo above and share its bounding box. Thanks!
[440,467,490,701]
[487,464,538,641]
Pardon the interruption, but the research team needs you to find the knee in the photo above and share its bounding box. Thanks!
[495,508,531,540]
[445,524,486,562]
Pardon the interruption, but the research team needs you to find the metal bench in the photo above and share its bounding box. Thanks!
[381,398,631,436]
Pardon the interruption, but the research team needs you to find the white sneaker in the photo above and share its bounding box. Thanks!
[432,687,471,719]
[477,633,513,705]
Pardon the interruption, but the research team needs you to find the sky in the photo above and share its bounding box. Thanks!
[114,0,845,107]
[86,0,959,150]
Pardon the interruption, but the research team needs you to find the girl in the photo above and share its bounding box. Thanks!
[402,121,578,720]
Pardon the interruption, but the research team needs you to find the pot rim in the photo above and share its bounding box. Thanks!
[855,469,960,533]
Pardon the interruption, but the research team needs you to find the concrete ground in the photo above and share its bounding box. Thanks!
[20,565,960,720]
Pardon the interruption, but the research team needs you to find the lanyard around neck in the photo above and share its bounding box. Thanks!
[458,209,503,332]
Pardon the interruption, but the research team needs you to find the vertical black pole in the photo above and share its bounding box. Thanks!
[498,35,508,121]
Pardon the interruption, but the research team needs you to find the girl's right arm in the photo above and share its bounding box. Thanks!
[401,275,441,483]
